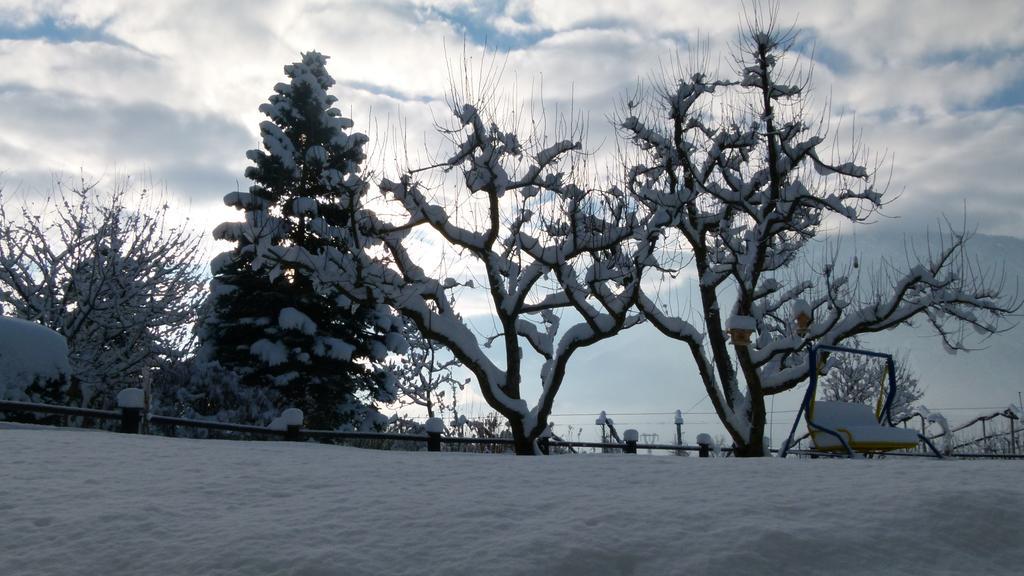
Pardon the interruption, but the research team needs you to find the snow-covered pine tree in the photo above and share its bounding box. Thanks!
[198,52,399,430]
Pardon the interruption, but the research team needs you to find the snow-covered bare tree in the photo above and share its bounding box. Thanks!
[621,8,1019,456]
[197,52,402,430]
[0,177,204,409]
[819,338,923,417]
[262,60,644,454]
[387,320,465,420]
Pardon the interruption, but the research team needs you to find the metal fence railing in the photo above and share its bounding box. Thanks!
[1,398,726,456]
[4,396,1021,460]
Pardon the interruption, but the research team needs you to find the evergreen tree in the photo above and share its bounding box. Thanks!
[198,52,398,430]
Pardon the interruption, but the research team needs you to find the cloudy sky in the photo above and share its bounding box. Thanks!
[2,0,1022,443]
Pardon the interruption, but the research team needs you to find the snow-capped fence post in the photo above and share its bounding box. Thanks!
[268,408,305,441]
[116,388,145,434]
[425,417,444,452]
[623,429,639,454]
[696,433,713,458]
[674,410,684,456]
[282,408,304,442]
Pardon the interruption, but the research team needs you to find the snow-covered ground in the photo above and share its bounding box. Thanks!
[1,426,1022,576]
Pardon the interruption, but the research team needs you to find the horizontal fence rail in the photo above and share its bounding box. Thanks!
[1,397,1020,460]
[149,414,288,437]
[0,400,121,421]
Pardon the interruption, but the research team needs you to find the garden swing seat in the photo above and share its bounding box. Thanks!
[807,400,920,453]
[780,345,943,458]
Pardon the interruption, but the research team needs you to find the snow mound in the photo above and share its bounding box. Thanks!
[0,317,71,400]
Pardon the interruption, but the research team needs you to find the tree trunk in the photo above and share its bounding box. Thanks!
[510,419,528,455]
[705,391,771,457]
[724,406,767,457]
[513,435,536,455]
[731,431,765,457]
[509,419,539,455]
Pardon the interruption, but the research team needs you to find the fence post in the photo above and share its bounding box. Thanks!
[425,417,443,452]
[981,419,988,453]
[1011,415,1017,455]
[116,388,145,434]
[696,433,712,458]
[624,429,639,454]
[596,411,609,453]
[280,408,304,441]
[923,417,931,454]
[674,410,684,456]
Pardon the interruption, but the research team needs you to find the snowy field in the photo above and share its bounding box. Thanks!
[1,426,1022,576]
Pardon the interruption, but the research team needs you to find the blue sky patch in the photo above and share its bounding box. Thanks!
[0,15,128,47]
[975,73,1024,111]
[422,0,553,51]
[792,28,855,76]
[920,46,1024,69]
[920,48,1024,112]
[344,80,437,104]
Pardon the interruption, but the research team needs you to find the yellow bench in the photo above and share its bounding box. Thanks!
[809,401,920,453]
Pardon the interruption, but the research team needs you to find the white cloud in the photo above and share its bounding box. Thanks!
[864,107,1024,236]
[1,0,1020,243]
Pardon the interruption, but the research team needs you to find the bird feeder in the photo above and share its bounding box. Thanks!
[726,315,756,347]
[795,312,812,336]
[792,299,812,337]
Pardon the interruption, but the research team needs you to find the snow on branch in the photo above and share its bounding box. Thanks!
[617,13,1019,456]
[0,177,204,408]
[270,70,645,452]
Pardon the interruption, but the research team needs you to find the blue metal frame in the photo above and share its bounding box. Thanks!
[778,345,943,458]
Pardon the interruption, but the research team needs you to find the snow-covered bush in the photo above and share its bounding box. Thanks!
[164,360,278,427]
[0,316,76,422]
